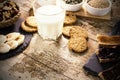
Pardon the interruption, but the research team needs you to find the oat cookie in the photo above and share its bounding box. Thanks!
[25,16,37,28]
[68,37,87,53]
[62,26,72,37]
[21,21,37,32]
[64,12,77,25]
[69,26,88,38]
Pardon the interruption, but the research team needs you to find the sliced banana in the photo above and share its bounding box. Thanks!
[6,40,18,50]
[15,34,25,46]
[0,35,6,43]
[0,43,10,54]
[6,32,20,41]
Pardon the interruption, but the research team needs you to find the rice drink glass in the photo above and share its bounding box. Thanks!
[33,0,65,40]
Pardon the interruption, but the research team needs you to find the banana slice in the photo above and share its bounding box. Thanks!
[0,43,10,54]
[6,40,18,50]
[0,35,6,43]
[15,34,25,46]
[6,32,20,41]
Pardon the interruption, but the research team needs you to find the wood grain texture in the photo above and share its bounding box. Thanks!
[0,0,120,80]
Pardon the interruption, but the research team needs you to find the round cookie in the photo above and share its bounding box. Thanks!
[21,21,37,32]
[0,43,10,54]
[62,26,72,37]
[68,37,87,53]
[64,12,77,25]
[25,16,37,28]
[69,26,88,39]
[0,35,6,43]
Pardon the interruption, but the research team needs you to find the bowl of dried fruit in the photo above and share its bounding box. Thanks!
[60,0,83,12]
[85,0,111,16]
[0,0,20,28]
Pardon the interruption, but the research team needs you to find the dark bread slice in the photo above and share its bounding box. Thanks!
[96,34,120,63]
[99,63,120,80]
[96,45,120,63]
[97,34,120,45]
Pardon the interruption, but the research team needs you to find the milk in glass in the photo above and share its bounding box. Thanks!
[34,5,65,40]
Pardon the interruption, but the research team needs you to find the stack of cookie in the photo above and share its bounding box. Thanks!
[63,25,88,53]
[62,12,88,53]
[0,32,25,54]
[21,16,37,33]
[96,34,120,80]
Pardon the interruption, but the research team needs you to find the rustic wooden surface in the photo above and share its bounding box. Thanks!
[0,0,120,80]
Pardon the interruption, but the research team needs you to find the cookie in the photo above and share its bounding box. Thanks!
[62,26,72,37]
[21,21,37,32]
[6,32,20,41]
[25,16,37,28]
[0,43,10,54]
[68,37,87,53]
[69,26,88,39]
[64,12,77,25]
[0,35,6,43]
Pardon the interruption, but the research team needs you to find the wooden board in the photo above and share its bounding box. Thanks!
[75,5,111,20]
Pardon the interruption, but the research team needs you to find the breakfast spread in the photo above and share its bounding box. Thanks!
[1,0,120,80]
[0,32,25,54]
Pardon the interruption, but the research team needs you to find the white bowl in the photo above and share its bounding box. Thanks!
[60,0,83,12]
[85,0,112,16]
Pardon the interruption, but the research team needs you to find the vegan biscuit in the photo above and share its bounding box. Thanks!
[25,16,37,28]
[68,37,87,53]
[21,21,37,33]
[69,26,88,39]
[64,12,77,25]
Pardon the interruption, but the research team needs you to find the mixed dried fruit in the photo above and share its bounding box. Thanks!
[0,0,19,21]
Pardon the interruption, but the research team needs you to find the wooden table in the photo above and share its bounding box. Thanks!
[0,0,120,80]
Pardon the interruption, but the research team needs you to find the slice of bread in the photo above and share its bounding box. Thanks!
[96,34,120,63]
[97,34,120,45]
[99,63,120,80]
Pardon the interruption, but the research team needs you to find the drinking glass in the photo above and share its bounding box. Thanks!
[33,0,65,40]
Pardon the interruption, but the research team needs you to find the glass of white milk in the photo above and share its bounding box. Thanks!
[33,0,65,40]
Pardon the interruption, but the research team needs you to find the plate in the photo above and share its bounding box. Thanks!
[0,18,33,60]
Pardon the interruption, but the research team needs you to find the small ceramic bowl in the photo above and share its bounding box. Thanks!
[85,0,112,16]
[60,0,83,12]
